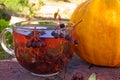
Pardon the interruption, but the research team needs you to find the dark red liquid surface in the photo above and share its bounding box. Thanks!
[13,27,73,74]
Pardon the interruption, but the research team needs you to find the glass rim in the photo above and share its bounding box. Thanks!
[12,20,75,28]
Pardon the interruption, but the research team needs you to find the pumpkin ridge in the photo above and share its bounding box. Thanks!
[70,0,120,67]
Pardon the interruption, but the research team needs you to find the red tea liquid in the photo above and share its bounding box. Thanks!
[13,26,73,75]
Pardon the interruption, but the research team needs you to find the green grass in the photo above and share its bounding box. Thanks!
[0,19,12,59]
[0,47,10,59]
[0,0,44,19]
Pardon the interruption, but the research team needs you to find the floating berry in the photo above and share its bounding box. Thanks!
[26,41,32,48]
[65,35,72,42]
[36,42,42,47]
[39,30,46,35]
[74,40,78,45]
[51,31,56,36]
[25,26,47,48]
[54,33,59,38]
[41,41,46,47]
[59,33,64,38]
[31,41,37,48]
[60,23,65,28]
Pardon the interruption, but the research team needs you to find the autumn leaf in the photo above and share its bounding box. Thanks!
[88,73,96,80]
[54,12,58,20]
[58,14,61,21]
[54,9,59,20]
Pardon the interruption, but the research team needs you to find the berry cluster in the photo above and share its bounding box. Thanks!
[51,23,65,38]
[26,30,46,39]
[25,22,78,48]
[65,35,78,45]
[26,27,46,48]
[51,23,78,45]
[26,40,46,48]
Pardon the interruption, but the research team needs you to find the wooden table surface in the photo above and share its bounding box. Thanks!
[0,55,120,80]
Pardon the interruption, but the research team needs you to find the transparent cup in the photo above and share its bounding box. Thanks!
[0,20,75,77]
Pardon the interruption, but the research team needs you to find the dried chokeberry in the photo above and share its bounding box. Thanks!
[31,41,37,48]
[39,30,46,35]
[26,31,34,39]
[65,35,72,42]
[60,23,65,28]
[26,41,32,48]
[74,40,78,45]
[36,42,42,47]
[51,31,56,36]
[41,41,46,47]
[54,33,59,38]
[59,33,64,38]
[25,26,47,48]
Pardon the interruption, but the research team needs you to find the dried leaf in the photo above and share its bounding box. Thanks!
[54,9,59,20]
[58,14,61,21]
[54,12,58,20]
[88,73,96,80]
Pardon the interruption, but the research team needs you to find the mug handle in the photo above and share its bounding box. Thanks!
[0,28,15,57]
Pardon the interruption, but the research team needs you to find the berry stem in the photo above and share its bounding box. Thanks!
[33,26,41,41]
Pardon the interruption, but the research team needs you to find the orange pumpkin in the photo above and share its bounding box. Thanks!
[70,0,120,67]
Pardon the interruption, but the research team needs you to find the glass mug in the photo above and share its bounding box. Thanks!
[0,20,74,77]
